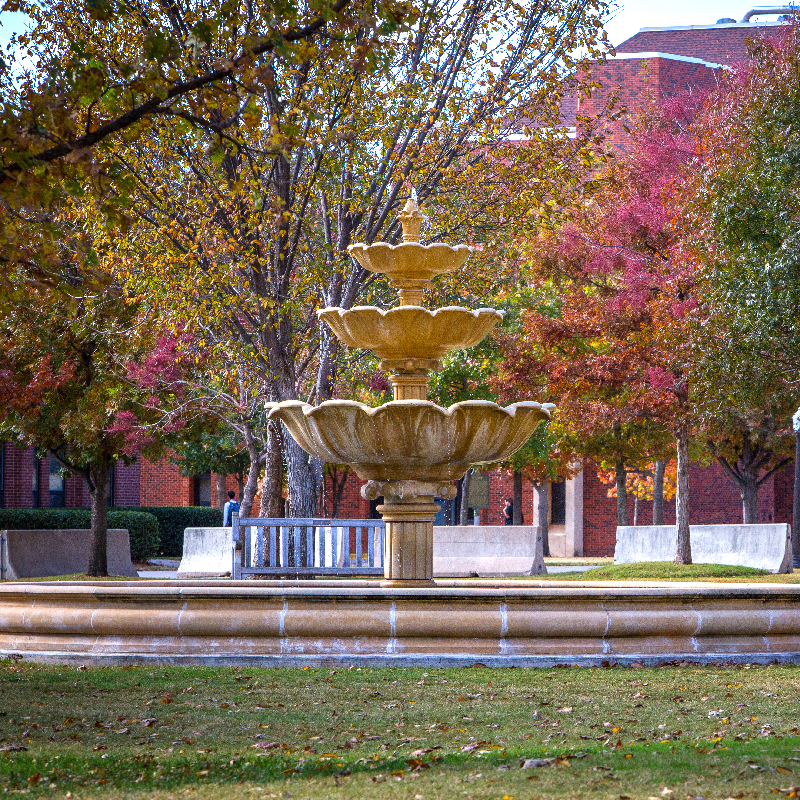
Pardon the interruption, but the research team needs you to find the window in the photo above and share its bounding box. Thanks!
[193,472,211,507]
[32,452,40,508]
[49,457,65,507]
[550,479,566,525]
[0,444,4,508]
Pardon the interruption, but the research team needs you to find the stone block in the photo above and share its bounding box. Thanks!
[615,524,793,573]
[177,527,233,578]
[0,529,137,579]
[433,525,546,576]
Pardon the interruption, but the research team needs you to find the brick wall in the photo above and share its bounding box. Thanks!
[3,443,34,508]
[114,460,141,507]
[774,462,795,526]
[580,56,721,153]
[140,458,192,506]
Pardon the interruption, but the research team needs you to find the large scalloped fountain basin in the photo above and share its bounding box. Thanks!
[266,399,552,482]
[348,242,471,283]
[317,306,503,360]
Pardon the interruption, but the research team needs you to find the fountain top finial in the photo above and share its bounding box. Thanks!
[398,194,424,243]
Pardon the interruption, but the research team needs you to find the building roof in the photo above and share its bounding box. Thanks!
[616,21,786,66]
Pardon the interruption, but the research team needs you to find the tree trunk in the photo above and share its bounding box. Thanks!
[652,460,665,525]
[216,473,227,509]
[284,431,319,566]
[533,480,550,557]
[674,423,692,564]
[741,473,759,524]
[513,469,523,525]
[87,456,110,577]
[239,420,261,519]
[284,433,318,518]
[459,469,472,525]
[615,458,628,526]
[259,420,284,518]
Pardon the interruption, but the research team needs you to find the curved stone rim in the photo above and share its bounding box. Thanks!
[347,242,472,282]
[317,305,504,320]
[347,242,473,255]
[266,399,554,481]
[267,398,554,420]
[316,305,504,359]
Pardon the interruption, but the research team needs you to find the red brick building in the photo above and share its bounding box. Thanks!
[3,16,795,556]
[0,443,229,510]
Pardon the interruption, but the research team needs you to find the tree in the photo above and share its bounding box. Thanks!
[0,0,414,295]
[122,333,276,519]
[0,283,175,575]
[685,27,800,393]
[496,98,701,561]
[677,26,800,525]
[84,0,610,519]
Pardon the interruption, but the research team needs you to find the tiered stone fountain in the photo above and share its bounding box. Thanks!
[266,198,553,584]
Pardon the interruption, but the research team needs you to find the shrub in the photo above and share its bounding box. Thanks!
[0,508,159,561]
[134,507,222,556]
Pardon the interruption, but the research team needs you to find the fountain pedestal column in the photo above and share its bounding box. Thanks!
[363,480,457,583]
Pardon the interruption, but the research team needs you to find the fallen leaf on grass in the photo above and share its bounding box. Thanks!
[253,742,282,750]
[773,788,800,797]
[411,747,441,756]
[92,745,107,751]
[778,768,794,775]
[521,758,553,768]
[0,746,27,752]
[461,741,488,753]
[141,719,157,728]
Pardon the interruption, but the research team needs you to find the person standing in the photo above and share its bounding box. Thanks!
[223,490,240,526]
[503,497,513,525]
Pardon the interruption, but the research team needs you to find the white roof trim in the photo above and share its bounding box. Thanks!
[607,51,727,69]
[636,21,784,31]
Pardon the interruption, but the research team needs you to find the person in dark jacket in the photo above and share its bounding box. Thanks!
[223,490,240,526]
[503,497,513,525]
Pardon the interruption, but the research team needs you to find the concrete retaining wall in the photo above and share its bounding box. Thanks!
[433,525,545,576]
[180,525,547,578]
[615,524,793,573]
[0,529,137,579]
[177,528,233,578]
[2,580,800,665]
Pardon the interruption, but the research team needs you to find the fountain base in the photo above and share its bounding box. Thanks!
[362,480,458,581]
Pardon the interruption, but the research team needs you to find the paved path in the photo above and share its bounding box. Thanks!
[546,565,602,574]
[137,570,179,579]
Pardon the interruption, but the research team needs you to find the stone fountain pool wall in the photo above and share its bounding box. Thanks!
[2,580,800,667]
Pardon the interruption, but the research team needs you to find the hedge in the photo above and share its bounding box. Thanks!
[134,506,222,556]
[0,508,159,562]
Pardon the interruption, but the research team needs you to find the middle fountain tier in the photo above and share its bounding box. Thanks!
[267,197,552,584]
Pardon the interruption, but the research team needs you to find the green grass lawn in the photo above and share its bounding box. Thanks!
[2,662,800,798]
[546,562,778,581]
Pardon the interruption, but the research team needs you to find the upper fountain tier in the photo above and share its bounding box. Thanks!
[332,197,502,401]
[317,305,502,362]
[347,197,471,307]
